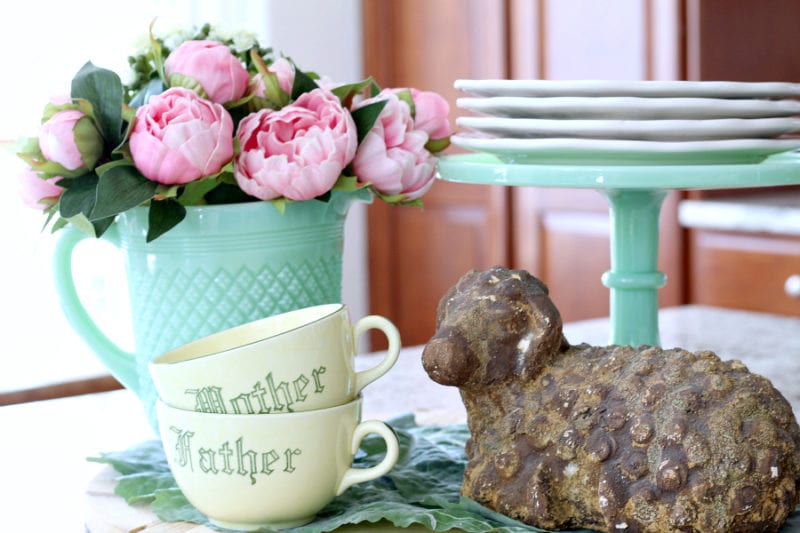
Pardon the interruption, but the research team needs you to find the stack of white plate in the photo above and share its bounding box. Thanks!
[452,79,800,165]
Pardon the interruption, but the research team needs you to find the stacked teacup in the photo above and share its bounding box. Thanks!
[148,303,402,531]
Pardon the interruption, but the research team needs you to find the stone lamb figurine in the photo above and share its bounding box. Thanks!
[422,266,800,532]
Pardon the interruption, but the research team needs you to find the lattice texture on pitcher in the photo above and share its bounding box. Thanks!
[128,256,343,359]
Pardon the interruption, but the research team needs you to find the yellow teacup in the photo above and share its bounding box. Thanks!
[156,397,399,530]
[148,304,400,413]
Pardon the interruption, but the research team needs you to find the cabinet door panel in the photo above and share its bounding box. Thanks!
[689,230,800,316]
[686,0,800,82]
[541,208,611,321]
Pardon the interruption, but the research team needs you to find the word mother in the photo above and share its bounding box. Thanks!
[185,366,327,414]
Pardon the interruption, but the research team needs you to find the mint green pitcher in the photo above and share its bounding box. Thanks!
[52,190,370,429]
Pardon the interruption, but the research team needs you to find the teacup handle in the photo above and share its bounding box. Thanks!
[336,420,400,495]
[353,316,401,393]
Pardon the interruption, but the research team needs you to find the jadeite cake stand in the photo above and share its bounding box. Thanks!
[436,151,800,347]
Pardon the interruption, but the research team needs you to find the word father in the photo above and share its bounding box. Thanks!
[170,427,301,485]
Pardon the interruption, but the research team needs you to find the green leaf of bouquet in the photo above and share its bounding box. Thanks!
[147,198,186,242]
[167,73,209,100]
[248,50,289,110]
[331,175,363,192]
[58,210,113,238]
[50,216,68,233]
[16,136,40,156]
[204,182,255,204]
[155,184,181,200]
[331,77,376,107]
[91,215,116,238]
[351,99,388,144]
[394,88,416,118]
[369,78,382,97]
[41,204,60,231]
[269,197,289,214]
[59,173,99,219]
[224,91,257,112]
[290,64,319,100]
[179,177,222,205]
[147,19,167,86]
[425,136,451,154]
[60,213,97,237]
[128,77,165,108]
[71,61,125,149]
[377,190,425,208]
[91,165,157,220]
[18,152,83,179]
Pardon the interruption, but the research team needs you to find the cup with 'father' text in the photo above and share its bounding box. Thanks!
[157,396,400,530]
[148,303,400,414]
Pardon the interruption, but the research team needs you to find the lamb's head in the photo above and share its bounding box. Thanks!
[422,266,568,389]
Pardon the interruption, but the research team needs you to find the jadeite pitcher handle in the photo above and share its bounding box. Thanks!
[352,316,401,394]
[52,226,140,396]
[335,420,400,495]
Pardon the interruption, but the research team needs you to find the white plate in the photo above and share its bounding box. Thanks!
[457,96,800,120]
[456,116,800,141]
[454,79,800,99]
[450,134,800,166]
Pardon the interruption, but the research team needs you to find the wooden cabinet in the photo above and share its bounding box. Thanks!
[362,0,511,347]
[362,0,800,347]
[682,0,800,316]
[688,229,800,316]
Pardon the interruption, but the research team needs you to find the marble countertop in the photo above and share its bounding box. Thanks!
[359,304,800,421]
[678,189,800,235]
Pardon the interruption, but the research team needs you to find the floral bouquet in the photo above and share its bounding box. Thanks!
[17,23,451,241]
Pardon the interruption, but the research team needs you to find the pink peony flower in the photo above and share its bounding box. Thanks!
[352,92,436,200]
[165,40,250,104]
[129,87,234,185]
[234,88,357,201]
[18,168,63,210]
[38,109,103,173]
[405,88,452,141]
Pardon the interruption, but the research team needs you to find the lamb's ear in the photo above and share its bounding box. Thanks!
[422,330,479,387]
[519,293,569,381]
[434,283,458,329]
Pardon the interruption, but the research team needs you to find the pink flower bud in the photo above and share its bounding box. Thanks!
[165,40,250,104]
[407,88,452,142]
[18,168,63,210]
[38,109,103,174]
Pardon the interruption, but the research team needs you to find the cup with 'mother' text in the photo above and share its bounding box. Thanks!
[148,303,400,414]
[157,396,399,530]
